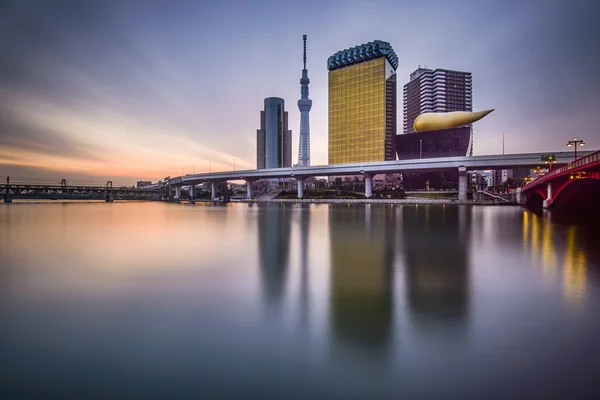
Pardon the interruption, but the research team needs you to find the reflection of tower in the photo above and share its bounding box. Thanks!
[298,204,310,327]
[257,204,291,307]
[402,205,470,326]
[297,35,312,166]
[329,205,395,352]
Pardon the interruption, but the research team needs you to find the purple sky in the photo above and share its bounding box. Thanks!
[1,0,599,184]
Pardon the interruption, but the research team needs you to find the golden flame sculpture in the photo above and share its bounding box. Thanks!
[414,109,495,133]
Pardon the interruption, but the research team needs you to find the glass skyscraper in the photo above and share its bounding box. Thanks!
[256,97,292,169]
[327,40,398,165]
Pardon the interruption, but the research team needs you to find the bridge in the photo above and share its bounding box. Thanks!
[2,178,167,203]
[163,150,595,201]
[516,150,600,209]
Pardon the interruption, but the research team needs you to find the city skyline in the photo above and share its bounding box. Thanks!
[1,0,599,184]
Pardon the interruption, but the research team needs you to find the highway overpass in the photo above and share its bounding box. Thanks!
[164,150,595,201]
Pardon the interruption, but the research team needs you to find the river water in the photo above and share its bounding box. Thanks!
[1,202,600,398]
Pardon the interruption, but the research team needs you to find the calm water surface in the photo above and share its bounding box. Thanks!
[1,202,600,398]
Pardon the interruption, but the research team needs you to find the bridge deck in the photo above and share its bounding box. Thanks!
[167,150,596,185]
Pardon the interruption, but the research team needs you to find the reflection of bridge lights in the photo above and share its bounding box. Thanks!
[522,212,529,252]
[530,214,539,263]
[541,221,557,280]
[563,226,586,306]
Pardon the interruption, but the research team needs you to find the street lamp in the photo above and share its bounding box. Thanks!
[566,138,585,161]
[541,154,557,171]
[534,166,544,177]
[419,139,423,159]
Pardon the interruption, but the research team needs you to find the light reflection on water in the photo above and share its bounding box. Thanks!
[1,202,600,398]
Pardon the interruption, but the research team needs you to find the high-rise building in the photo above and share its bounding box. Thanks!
[328,40,398,165]
[256,97,292,169]
[403,67,472,134]
[297,35,312,167]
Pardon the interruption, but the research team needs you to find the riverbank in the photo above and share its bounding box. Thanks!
[236,197,512,205]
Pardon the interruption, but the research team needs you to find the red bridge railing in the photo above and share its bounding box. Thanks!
[523,150,600,189]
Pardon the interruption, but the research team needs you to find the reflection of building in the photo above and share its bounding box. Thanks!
[329,205,395,352]
[257,97,292,169]
[403,67,472,134]
[328,41,398,165]
[402,205,470,325]
[257,204,291,306]
[395,126,471,160]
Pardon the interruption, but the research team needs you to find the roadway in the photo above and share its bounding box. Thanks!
[167,150,594,186]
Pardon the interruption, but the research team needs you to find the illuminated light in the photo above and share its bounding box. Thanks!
[414,109,494,132]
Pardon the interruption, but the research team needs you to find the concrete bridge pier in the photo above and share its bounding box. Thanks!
[297,178,304,199]
[246,181,253,200]
[211,182,217,201]
[515,187,525,205]
[364,173,373,198]
[543,182,554,208]
[174,186,181,201]
[458,166,468,202]
[189,185,195,202]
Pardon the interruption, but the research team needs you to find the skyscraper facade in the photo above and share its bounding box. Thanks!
[256,97,292,169]
[403,67,472,134]
[328,40,398,165]
[297,35,312,167]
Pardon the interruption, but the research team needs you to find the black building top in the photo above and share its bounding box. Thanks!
[327,40,398,71]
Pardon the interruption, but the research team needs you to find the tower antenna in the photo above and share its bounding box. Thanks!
[303,34,307,70]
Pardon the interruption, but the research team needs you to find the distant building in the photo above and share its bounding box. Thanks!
[328,40,398,165]
[136,181,152,188]
[512,168,530,180]
[402,67,473,156]
[257,97,292,169]
[395,126,471,160]
[491,169,513,186]
[403,67,473,134]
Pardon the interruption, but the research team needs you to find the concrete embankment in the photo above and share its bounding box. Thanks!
[238,197,514,206]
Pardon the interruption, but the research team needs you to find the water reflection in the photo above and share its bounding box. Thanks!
[297,204,310,328]
[328,205,395,354]
[3,202,600,398]
[402,205,470,328]
[522,211,588,305]
[257,204,291,308]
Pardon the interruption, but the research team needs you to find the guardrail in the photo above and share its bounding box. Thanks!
[523,150,600,189]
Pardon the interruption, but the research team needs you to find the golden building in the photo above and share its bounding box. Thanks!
[328,40,398,164]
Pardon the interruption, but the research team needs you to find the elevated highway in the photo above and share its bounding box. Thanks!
[165,150,595,201]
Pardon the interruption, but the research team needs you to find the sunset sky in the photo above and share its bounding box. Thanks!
[1,0,599,185]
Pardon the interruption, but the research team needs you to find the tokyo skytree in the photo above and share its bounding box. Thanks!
[297,35,312,166]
